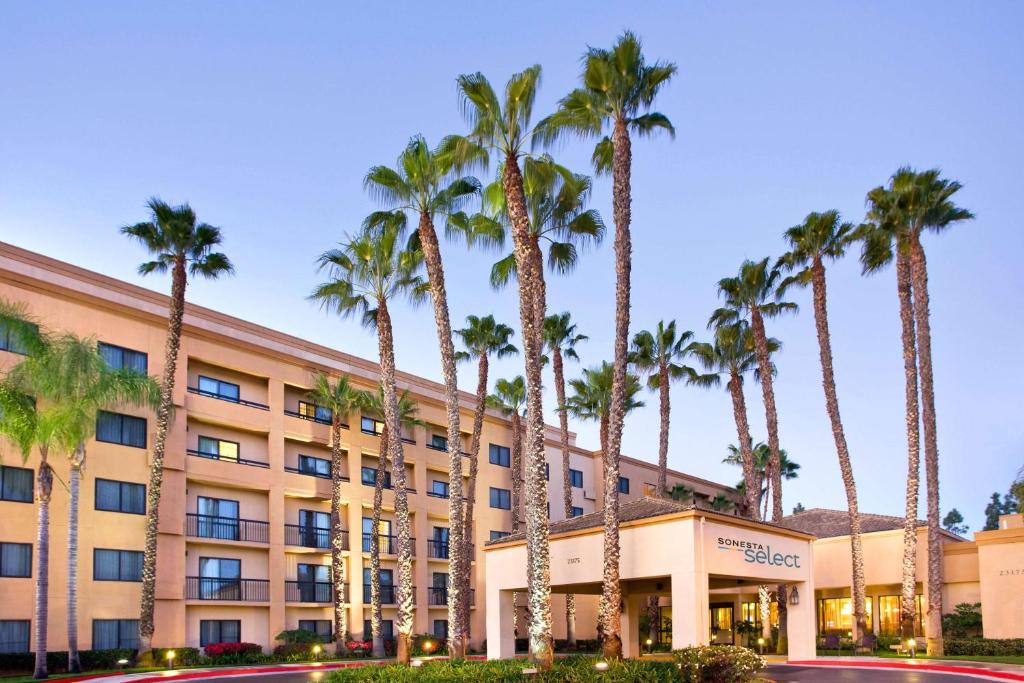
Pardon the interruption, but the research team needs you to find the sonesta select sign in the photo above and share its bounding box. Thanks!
[718,537,802,568]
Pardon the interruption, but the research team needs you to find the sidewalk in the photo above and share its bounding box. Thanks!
[782,656,1024,681]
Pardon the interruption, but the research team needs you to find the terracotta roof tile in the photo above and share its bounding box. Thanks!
[778,507,924,539]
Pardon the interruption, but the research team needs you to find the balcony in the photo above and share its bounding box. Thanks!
[187,385,269,411]
[284,464,348,481]
[360,533,415,556]
[284,409,348,429]
[427,587,475,607]
[285,524,348,551]
[425,540,475,560]
[185,577,269,602]
[285,580,339,603]
[186,513,269,544]
[362,584,413,605]
[187,448,269,469]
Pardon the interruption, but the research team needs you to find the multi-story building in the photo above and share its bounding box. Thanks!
[0,242,734,653]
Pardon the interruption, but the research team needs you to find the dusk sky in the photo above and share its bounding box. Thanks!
[1,1,1021,532]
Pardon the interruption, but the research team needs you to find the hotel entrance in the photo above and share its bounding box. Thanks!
[709,603,735,644]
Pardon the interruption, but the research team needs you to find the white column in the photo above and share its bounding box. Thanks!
[671,569,704,648]
[786,581,816,660]
[486,588,516,659]
[620,593,643,658]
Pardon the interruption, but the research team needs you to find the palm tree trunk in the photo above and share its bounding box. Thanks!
[749,306,784,522]
[139,257,187,663]
[657,359,670,497]
[461,353,488,643]
[510,412,522,646]
[33,454,52,680]
[727,372,760,520]
[896,246,922,642]
[370,427,389,659]
[600,114,633,662]
[908,235,943,656]
[759,585,771,642]
[375,300,414,665]
[415,212,467,659]
[502,151,553,668]
[67,449,84,673]
[810,259,868,647]
[552,349,576,647]
[330,421,348,653]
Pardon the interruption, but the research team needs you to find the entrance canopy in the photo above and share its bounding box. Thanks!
[483,497,817,660]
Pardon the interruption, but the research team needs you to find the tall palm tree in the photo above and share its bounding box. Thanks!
[364,137,490,658]
[305,373,366,653]
[689,323,778,520]
[451,65,555,666]
[542,312,586,647]
[709,259,797,523]
[777,210,869,647]
[454,314,517,640]
[357,387,421,658]
[310,217,428,664]
[630,321,709,496]
[121,199,233,661]
[862,169,973,654]
[539,32,676,659]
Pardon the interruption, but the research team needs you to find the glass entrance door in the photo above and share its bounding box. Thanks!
[709,603,735,645]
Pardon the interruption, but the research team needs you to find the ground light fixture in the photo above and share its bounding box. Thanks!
[645,637,653,653]
[165,650,175,670]
[907,639,917,658]
[312,644,321,661]
[423,640,433,655]
[757,637,765,654]
[117,659,129,670]
[594,661,609,672]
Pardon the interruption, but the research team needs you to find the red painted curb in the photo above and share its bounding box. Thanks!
[786,660,1024,681]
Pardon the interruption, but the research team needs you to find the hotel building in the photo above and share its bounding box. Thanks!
[0,241,1021,655]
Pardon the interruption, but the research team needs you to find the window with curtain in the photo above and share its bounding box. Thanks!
[432,620,448,639]
[98,342,148,373]
[0,543,31,577]
[0,466,33,503]
[877,595,924,636]
[93,549,143,581]
[197,497,239,540]
[298,455,330,477]
[198,376,240,402]
[298,620,332,642]
[199,620,241,646]
[488,444,510,467]
[96,411,146,448]
[360,416,383,435]
[197,436,239,462]
[430,434,448,450]
[363,619,393,641]
[298,401,333,423]
[361,466,390,488]
[489,487,511,510]
[430,480,449,498]
[817,597,873,634]
[0,621,30,653]
[95,478,145,514]
[92,619,139,649]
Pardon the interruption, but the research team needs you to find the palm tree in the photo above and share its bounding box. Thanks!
[539,33,676,659]
[542,312,586,647]
[451,65,555,667]
[364,137,490,658]
[305,373,366,653]
[778,210,869,647]
[862,169,973,655]
[310,217,428,664]
[121,199,233,661]
[630,321,709,497]
[357,387,421,658]
[710,259,797,523]
[725,442,801,522]
[454,315,517,640]
[689,323,778,521]
[486,376,527,641]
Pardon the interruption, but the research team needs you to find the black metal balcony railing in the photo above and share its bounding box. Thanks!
[187,386,270,411]
[362,584,411,605]
[425,441,446,452]
[426,539,449,559]
[186,513,269,544]
[284,464,349,481]
[427,587,475,607]
[187,448,270,469]
[185,576,269,602]
[360,533,417,556]
[426,490,449,499]
[284,524,348,551]
[285,580,335,603]
[283,409,349,429]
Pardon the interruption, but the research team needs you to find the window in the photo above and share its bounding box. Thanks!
[0,466,33,503]
[817,597,873,634]
[0,543,31,577]
[433,619,449,639]
[198,557,241,599]
[569,469,583,488]
[431,527,449,559]
[429,434,448,450]
[877,595,924,636]
[200,620,240,646]
[197,436,239,462]
[488,444,510,467]
[361,466,391,489]
[544,463,549,480]
[571,506,584,518]
[363,619,394,641]
[362,517,392,554]
[92,619,139,649]
[197,497,239,540]
[489,487,511,510]
[198,375,240,402]
[361,416,383,435]
[298,401,333,423]
[741,601,779,629]
[95,479,145,514]
[489,531,510,541]
[298,620,332,642]
[0,620,30,653]
[618,476,630,494]
[93,549,143,581]
[299,510,330,548]
[98,342,148,373]
[429,480,449,498]
[96,411,146,448]
[0,321,37,355]
[298,454,331,478]
[296,564,330,601]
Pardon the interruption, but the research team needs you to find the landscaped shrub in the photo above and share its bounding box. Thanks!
[153,647,202,666]
[674,645,765,682]
[0,649,140,675]
[410,633,446,656]
[277,629,324,644]
[325,656,678,682]
[345,640,373,657]
[204,642,263,658]
[942,603,984,638]
[945,638,1024,656]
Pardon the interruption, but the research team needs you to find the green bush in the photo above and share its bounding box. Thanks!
[410,633,447,656]
[152,647,202,666]
[945,638,1024,656]
[674,645,766,683]
[325,656,679,682]
[942,603,983,638]
[277,629,324,644]
[0,649,138,675]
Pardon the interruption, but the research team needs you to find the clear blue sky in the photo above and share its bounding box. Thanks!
[2,1,1021,532]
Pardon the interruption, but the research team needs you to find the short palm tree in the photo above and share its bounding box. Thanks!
[454,315,517,639]
[364,137,488,657]
[121,199,233,661]
[538,33,676,659]
[310,218,427,665]
[305,373,366,653]
[357,387,421,658]
[689,322,778,521]
[725,442,801,522]
[542,312,586,647]
[777,210,869,647]
[709,259,797,523]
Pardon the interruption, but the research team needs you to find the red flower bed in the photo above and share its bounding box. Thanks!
[204,642,263,658]
[344,641,372,656]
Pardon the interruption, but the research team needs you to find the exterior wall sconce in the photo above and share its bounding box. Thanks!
[789,586,800,605]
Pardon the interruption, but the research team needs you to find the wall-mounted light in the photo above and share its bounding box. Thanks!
[789,586,800,606]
